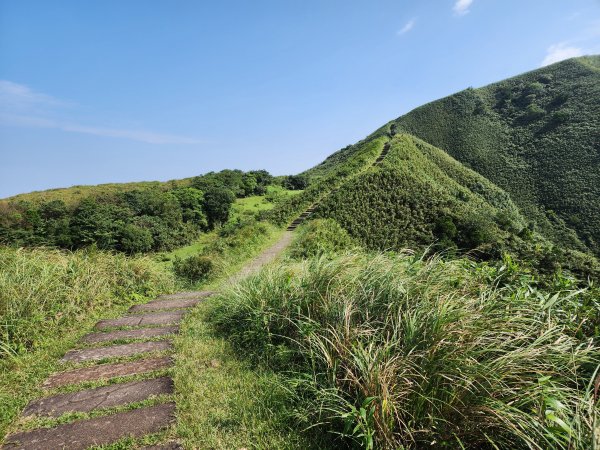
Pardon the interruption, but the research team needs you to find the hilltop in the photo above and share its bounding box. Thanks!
[390,55,600,256]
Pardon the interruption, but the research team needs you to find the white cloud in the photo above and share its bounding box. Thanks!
[541,43,584,66]
[453,0,474,16]
[0,80,203,145]
[397,18,416,35]
[0,80,67,111]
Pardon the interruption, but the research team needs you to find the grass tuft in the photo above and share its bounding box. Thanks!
[210,252,600,449]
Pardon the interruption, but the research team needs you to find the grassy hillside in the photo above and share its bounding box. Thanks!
[262,135,389,226]
[2,180,190,207]
[314,133,527,254]
[390,55,600,256]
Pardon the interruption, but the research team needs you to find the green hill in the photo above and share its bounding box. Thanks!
[260,56,597,277]
[389,55,600,256]
[313,133,526,253]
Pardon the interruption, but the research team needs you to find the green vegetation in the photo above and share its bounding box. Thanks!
[308,133,599,278]
[0,169,277,254]
[210,251,599,449]
[391,55,600,256]
[262,136,388,226]
[0,246,176,437]
[171,218,282,287]
[315,133,524,253]
[288,218,357,259]
[174,302,322,449]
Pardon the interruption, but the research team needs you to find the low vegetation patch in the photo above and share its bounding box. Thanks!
[288,219,356,259]
[171,218,281,288]
[210,252,599,449]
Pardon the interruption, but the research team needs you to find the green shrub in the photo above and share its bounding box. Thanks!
[173,255,214,282]
[288,219,356,259]
[211,252,599,449]
[118,223,154,254]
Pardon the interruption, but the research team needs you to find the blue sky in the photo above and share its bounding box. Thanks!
[1,0,599,198]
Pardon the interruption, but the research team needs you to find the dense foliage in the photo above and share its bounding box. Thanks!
[391,55,600,256]
[0,169,275,253]
[262,136,388,226]
[211,252,599,449]
[288,219,356,259]
[314,134,526,256]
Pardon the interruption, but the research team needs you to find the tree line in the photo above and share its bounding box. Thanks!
[0,169,278,254]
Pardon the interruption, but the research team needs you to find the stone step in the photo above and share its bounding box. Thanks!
[23,377,173,418]
[44,357,172,389]
[129,298,201,313]
[95,311,185,330]
[81,326,178,344]
[3,403,175,450]
[62,341,172,363]
[155,291,213,301]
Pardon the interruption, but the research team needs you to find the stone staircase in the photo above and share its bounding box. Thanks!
[374,142,390,165]
[286,205,316,231]
[2,291,213,450]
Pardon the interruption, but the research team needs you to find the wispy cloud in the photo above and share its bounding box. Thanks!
[0,80,203,145]
[453,0,474,16]
[397,18,416,35]
[0,80,68,111]
[541,43,584,66]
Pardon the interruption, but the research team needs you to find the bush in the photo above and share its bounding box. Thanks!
[211,252,599,449]
[203,187,236,227]
[288,219,356,259]
[283,175,308,190]
[118,223,154,254]
[173,255,214,282]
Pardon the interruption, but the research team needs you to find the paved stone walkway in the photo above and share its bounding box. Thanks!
[2,292,211,449]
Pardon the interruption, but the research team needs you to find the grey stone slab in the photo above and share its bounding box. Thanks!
[23,377,173,418]
[44,357,173,389]
[62,341,172,363]
[81,326,179,344]
[2,403,175,450]
[95,311,185,330]
[129,298,200,312]
[155,291,214,301]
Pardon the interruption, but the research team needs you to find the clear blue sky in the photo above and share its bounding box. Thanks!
[1,0,599,198]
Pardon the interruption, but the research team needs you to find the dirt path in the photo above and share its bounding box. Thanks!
[229,230,295,282]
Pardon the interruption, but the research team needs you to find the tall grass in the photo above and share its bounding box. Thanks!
[0,246,176,358]
[0,246,176,438]
[210,252,599,449]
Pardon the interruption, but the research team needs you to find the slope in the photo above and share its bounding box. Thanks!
[313,133,527,254]
[390,55,600,256]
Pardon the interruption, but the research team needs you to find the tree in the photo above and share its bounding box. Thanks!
[283,175,308,190]
[118,223,154,254]
[172,187,208,228]
[203,187,236,227]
